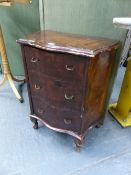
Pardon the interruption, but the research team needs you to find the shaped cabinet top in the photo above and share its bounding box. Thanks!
[17,30,120,57]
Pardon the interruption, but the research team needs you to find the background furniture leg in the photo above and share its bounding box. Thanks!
[11,73,25,83]
[0,63,2,74]
[0,74,7,86]
[8,74,23,102]
[0,25,25,102]
[109,59,131,127]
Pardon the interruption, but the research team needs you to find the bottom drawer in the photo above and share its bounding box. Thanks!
[32,96,82,133]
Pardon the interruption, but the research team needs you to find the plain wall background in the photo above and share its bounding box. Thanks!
[44,0,130,40]
[1,0,131,75]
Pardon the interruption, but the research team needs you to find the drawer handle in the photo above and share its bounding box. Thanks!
[65,93,74,101]
[65,65,74,71]
[38,109,44,114]
[31,57,38,63]
[64,119,72,125]
[34,84,41,90]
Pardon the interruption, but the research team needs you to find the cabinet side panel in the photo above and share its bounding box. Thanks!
[21,45,34,114]
[82,49,117,132]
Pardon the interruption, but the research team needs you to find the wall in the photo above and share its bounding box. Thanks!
[0,0,40,75]
[44,0,131,41]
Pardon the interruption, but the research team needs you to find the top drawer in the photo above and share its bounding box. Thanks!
[24,46,87,83]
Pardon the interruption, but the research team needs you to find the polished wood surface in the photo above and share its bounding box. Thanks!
[17,30,119,57]
[18,30,120,149]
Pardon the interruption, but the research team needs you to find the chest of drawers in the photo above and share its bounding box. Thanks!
[18,30,120,150]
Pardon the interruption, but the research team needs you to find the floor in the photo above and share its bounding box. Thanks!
[0,67,131,175]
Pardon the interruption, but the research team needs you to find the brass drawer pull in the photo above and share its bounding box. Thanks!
[34,84,41,90]
[31,57,38,63]
[65,93,74,100]
[64,119,72,125]
[65,65,74,71]
[38,109,44,114]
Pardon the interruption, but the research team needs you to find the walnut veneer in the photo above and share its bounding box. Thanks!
[18,30,120,150]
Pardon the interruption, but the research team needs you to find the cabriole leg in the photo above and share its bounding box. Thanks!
[74,136,85,152]
[95,118,104,128]
[30,117,38,129]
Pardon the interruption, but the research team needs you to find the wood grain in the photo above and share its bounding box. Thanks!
[18,30,120,148]
[17,30,120,57]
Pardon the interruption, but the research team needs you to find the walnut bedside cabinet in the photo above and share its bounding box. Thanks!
[18,30,120,150]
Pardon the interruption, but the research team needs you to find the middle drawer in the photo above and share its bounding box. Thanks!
[29,72,84,111]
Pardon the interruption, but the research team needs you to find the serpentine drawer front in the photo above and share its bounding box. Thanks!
[24,46,86,83]
[17,30,120,150]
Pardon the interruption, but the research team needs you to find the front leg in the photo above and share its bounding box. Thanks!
[30,117,38,129]
[95,118,104,128]
[74,136,85,152]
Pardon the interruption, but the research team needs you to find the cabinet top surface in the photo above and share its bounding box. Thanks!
[17,30,120,57]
